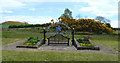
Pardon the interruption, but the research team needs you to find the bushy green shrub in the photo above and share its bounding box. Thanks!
[59,17,117,34]
[32,42,37,45]
[84,41,90,44]
[36,37,40,41]
[77,38,83,43]
[24,36,40,45]
[9,24,46,28]
[78,36,94,47]
[28,36,34,40]
[32,40,38,43]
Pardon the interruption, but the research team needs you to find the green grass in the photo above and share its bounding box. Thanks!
[75,35,118,50]
[1,25,9,28]
[91,35,118,50]
[2,31,44,45]
[2,31,43,38]
[2,50,118,61]
[2,38,26,45]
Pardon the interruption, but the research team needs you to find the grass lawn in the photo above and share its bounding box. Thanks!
[2,31,43,39]
[2,31,44,45]
[74,35,118,51]
[90,35,118,50]
[2,50,118,61]
[2,38,26,45]
[1,25,9,29]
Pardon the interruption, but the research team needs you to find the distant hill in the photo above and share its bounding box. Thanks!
[1,21,24,25]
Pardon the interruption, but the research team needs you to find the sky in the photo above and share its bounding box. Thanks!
[0,0,119,28]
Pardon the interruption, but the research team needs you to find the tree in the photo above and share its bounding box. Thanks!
[51,19,54,22]
[95,16,110,23]
[105,23,112,28]
[60,8,73,20]
[51,19,54,24]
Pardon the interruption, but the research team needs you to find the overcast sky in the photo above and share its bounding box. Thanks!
[0,0,119,28]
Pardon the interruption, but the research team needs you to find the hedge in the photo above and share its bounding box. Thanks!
[9,24,46,28]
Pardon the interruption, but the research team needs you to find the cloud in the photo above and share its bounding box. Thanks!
[0,10,13,13]
[0,10,3,13]
[19,0,73,2]
[111,20,118,28]
[0,0,26,14]
[78,0,118,18]
[4,10,13,13]
[29,8,36,11]
[80,6,117,17]
[80,7,96,12]
[0,0,26,8]
[0,16,53,24]
[18,0,119,3]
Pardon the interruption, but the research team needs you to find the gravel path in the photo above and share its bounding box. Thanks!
[2,41,119,55]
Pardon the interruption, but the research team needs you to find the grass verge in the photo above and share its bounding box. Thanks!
[2,50,118,61]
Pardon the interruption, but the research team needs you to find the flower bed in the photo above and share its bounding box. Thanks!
[77,38,95,47]
[23,37,40,45]
[16,37,45,48]
[74,36,100,50]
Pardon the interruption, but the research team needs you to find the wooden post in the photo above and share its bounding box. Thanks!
[72,28,74,45]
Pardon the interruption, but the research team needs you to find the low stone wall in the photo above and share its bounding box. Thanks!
[74,39,100,50]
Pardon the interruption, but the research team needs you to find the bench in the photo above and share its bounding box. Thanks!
[47,34,70,46]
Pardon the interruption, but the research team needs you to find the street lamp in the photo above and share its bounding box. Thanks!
[44,27,45,30]
[72,28,74,45]
[73,28,74,30]
[43,27,46,44]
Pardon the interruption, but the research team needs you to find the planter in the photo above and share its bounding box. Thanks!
[16,38,44,49]
[74,39,100,50]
